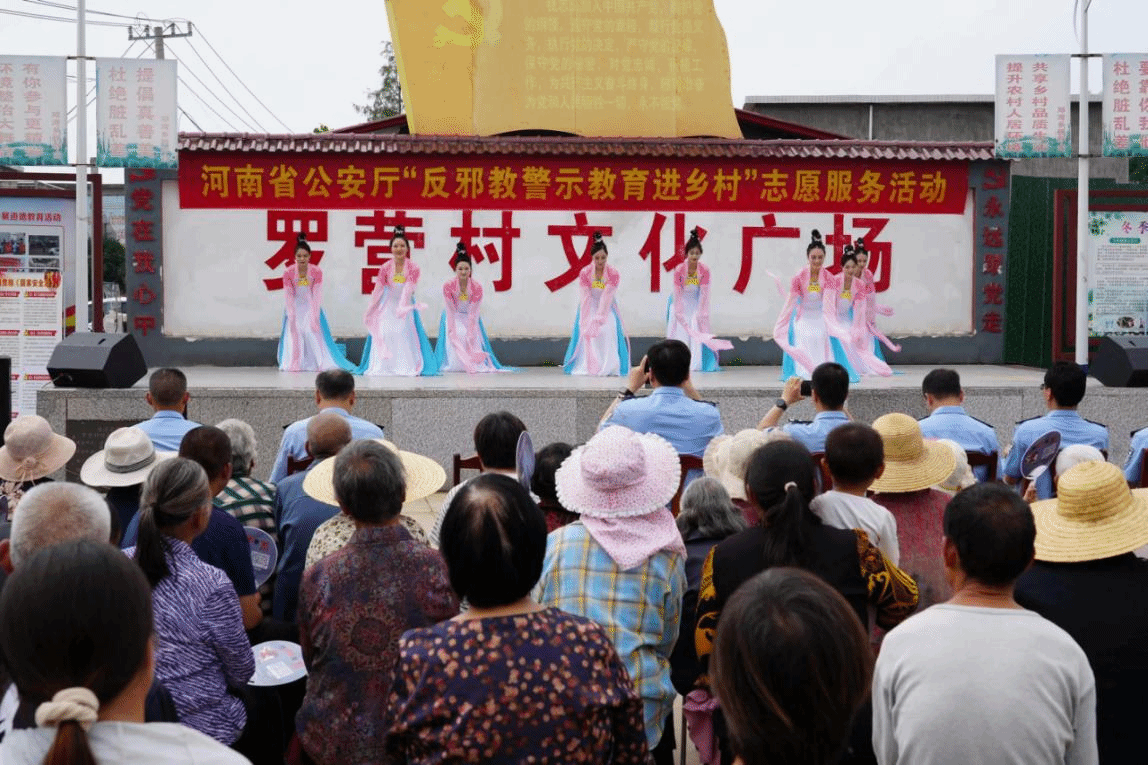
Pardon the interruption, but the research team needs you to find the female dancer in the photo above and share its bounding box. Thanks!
[435,242,508,373]
[562,232,630,376]
[772,230,857,381]
[278,234,354,372]
[853,239,901,362]
[358,226,439,376]
[827,246,893,377]
[666,227,733,371]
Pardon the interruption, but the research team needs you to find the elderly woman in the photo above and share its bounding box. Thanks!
[385,474,650,763]
[695,439,919,764]
[712,568,873,765]
[0,415,75,520]
[536,425,686,762]
[126,458,255,746]
[671,477,744,695]
[216,418,277,613]
[294,440,458,765]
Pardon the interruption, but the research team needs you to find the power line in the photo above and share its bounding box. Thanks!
[21,0,163,22]
[177,74,242,132]
[178,37,268,133]
[167,50,260,132]
[0,7,129,27]
[179,106,203,131]
[194,28,293,132]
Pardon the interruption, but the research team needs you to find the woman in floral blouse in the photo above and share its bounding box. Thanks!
[385,474,650,764]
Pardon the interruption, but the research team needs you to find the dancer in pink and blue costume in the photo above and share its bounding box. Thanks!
[563,232,631,376]
[277,233,355,373]
[434,242,508,373]
[665,228,733,371]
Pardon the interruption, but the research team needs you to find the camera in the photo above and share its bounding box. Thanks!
[800,380,812,397]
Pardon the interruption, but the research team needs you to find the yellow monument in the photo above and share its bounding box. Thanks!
[385,0,742,138]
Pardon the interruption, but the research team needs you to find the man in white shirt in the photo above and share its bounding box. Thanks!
[810,423,899,564]
[872,483,1097,765]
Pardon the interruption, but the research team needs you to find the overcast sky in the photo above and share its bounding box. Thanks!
[0,0,1142,146]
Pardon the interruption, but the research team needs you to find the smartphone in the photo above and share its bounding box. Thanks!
[800,380,812,397]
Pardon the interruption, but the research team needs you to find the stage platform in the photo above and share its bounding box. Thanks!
[38,365,1148,485]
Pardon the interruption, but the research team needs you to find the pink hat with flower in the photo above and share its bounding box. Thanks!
[556,426,681,518]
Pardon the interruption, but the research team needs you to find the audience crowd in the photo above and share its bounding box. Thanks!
[0,355,1137,764]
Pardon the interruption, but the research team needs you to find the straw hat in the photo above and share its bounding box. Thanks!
[868,413,956,494]
[303,439,446,507]
[1030,460,1148,563]
[704,428,791,501]
[556,426,680,518]
[936,439,976,493]
[80,427,173,487]
[0,415,76,482]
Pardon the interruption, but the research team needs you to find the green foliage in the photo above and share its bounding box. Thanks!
[312,124,331,134]
[355,41,403,121]
[1131,158,1148,185]
[102,236,125,291]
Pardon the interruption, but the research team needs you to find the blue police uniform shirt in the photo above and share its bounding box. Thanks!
[918,405,1001,481]
[272,464,340,622]
[601,386,724,457]
[269,407,384,483]
[1003,410,1109,499]
[135,410,202,452]
[782,411,850,454]
[1123,427,1148,485]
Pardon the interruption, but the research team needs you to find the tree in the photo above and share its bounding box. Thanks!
[102,237,125,292]
[355,41,403,121]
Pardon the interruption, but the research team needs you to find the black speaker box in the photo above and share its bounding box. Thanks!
[47,333,148,389]
[1091,336,1148,387]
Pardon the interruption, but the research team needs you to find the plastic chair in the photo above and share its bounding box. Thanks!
[671,455,704,517]
[810,452,833,495]
[285,455,313,477]
[452,453,482,487]
[965,450,999,482]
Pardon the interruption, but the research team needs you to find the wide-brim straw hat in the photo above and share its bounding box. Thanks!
[1030,460,1148,563]
[0,415,76,482]
[303,439,446,506]
[80,426,174,487]
[869,413,957,494]
[703,428,791,501]
[556,425,680,518]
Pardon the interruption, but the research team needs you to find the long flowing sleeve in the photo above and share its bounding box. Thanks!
[395,261,421,318]
[771,270,818,374]
[671,264,689,329]
[283,265,298,322]
[364,262,390,327]
[696,263,712,334]
[594,266,621,328]
[467,280,484,337]
[309,267,324,334]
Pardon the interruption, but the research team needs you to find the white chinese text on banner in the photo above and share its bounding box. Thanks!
[995,54,1073,159]
[95,59,177,168]
[1102,54,1148,157]
[0,56,68,166]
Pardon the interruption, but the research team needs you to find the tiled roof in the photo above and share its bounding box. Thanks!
[178,133,995,161]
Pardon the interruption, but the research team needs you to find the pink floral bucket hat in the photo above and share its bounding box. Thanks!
[556,426,681,518]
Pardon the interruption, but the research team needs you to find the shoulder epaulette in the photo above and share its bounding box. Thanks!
[1131,426,1148,438]
[787,419,813,426]
[1083,418,1108,429]
[1015,415,1041,426]
[970,415,995,429]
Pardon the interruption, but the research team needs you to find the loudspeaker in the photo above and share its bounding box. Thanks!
[1091,336,1148,387]
[47,333,148,389]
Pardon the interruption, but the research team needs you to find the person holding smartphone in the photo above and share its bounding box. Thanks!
[757,362,851,454]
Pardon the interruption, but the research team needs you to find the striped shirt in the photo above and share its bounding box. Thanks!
[125,539,255,745]
[535,522,685,750]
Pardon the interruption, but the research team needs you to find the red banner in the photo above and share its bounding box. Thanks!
[178,152,969,215]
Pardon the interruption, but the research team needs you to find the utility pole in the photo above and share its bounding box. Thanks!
[74,0,88,333]
[128,21,193,59]
[1074,2,1090,367]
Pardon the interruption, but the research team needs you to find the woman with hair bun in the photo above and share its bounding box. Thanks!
[0,539,248,764]
[126,458,256,749]
[358,226,439,376]
[826,246,893,377]
[852,239,900,364]
[772,230,858,381]
[666,227,733,372]
[434,241,508,373]
[278,233,355,373]
[562,232,630,376]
